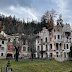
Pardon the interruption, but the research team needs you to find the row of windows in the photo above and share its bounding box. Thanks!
[38,37,48,43]
[23,47,30,52]
[54,35,62,39]
[56,52,67,58]
[37,45,48,51]
[38,35,62,44]
[37,43,69,50]
[64,44,69,49]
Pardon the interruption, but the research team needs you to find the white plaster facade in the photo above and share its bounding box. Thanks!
[35,17,72,62]
[0,34,7,59]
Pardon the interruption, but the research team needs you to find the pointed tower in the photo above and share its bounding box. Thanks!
[57,14,63,26]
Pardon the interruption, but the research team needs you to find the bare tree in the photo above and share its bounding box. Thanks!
[13,38,21,61]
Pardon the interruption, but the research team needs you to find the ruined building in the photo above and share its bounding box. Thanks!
[35,16,71,61]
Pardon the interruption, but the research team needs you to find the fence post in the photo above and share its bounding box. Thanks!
[6,67,7,72]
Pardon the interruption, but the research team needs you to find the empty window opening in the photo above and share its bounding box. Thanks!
[50,53,52,58]
[46,44,48,51]
[2,41,4,44]
[41,39,43,44]
[64,52,66,58]
[50,44,52,49]
[8,46,10,50]
[1,47,4,50]
[37,46,39,51]
[23,47,26,51]
[56,43,58,50]
[56,52,58,57]
[58,35,60,39]
[54,29,55,32]
[1,53,3,56]
[45,37,47,43]
[54,35,56,39]
[64,44,65,49]
[67,44,68,49]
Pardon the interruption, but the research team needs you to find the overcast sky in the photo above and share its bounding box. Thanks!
[0,0,72,26]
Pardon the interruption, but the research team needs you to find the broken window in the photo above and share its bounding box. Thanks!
[1,47,4,50]
[8,46,10,50]
[1,53,3,56]
[28,47,30,52]
[56,43,58,50]
[56,52,58,57]
[60,43,62,49]
[50,53,52,58]
[67,44,68,49]
[41,45,43,50]
[58,35,60,39]
[23,46,26,51]
[8,38,10,42]
[23,41,25,45]
[54,29,55,32]
[0,45,1,48]
[64,44,65,49]
[41,39,43,44]
[45,37,47,43]
[2,41,4,44]
[37,46,39,51]
[64,52,66,58]
[46,44,48,51]
[54,35,56,39]
[61,35,62,39]
[50,44,52,49]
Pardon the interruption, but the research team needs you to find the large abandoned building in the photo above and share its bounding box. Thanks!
[35,16,72,61]
[0,16,72,62]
